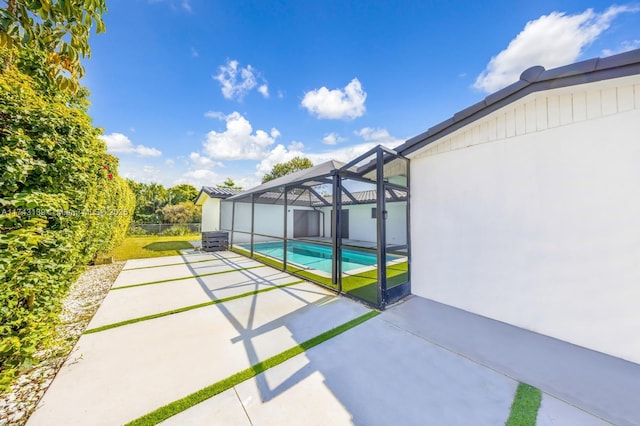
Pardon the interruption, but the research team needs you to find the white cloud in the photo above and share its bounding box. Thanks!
[204,111,226,120]
[175,169,220,190]
[165,159,175,166]
[258,84,269,98]
[355,127,404,145]
[301,78,366,119]
[183,169,217,181]
[181,0,191,12]
[473,5,640,93]
[255,144,304,179]
[322,132,346,145]
[190,47,198,57]
[307,142,381,165]
[254,127,402,181]
[122,165,162,184]
[214,59,269,101]
[203,112,280,160]
[288,141,304,151]
[189,152,224,168]
[255,141,397,181]
[100,133,162,157]
[602,39,640,56]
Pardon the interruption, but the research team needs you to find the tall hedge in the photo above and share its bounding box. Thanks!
[0,48,134,389]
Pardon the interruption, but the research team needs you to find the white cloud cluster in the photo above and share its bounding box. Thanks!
[301,78,366,120]
[254,130,401,181]
[254,141,317,179]
[119,164,163,184]
[322,132,346,145]
[355,127,404,145]
[473,5,640,93]
[214,59,269,100]
[204,111,280,160]
[182,169,218,182]
[100,133,162,157]
[189,152,223,168]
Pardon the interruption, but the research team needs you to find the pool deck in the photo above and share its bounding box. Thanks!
[25,250,631,425]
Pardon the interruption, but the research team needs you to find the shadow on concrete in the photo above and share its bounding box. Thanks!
[181,251,340,404]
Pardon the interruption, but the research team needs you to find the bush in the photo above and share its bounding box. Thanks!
[160,225,194,236]
[127,225,150,236]
[161,202,201,224]
[0,48,134,389]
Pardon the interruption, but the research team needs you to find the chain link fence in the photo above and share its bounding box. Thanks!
[128,223,201,235]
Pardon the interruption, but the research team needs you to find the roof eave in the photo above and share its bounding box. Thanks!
[395,49,640,157]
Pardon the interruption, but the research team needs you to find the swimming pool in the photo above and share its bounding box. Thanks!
[240,240,399,273]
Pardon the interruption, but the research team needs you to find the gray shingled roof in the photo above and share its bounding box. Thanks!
[195,186,244,204]
[201,187,244,198]
[395,48,640,156]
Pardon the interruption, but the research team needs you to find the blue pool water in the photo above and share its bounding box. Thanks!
[240,241,399,273]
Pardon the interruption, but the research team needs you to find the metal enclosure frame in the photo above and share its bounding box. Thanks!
[221,145,410,310]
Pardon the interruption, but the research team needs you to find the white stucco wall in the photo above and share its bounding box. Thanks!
[318,202,407,244]
[408,75,640,363]
[220,200,233,230]
[200,197,221,232]
[255,204,285,242]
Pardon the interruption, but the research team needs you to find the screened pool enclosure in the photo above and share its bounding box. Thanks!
[220,145,410,309]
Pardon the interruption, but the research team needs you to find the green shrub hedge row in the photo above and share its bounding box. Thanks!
[0,48,135,389]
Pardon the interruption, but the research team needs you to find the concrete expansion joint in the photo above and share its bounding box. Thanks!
[233,386,254,426]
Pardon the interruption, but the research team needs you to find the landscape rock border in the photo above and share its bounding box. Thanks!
[0,262,124,426]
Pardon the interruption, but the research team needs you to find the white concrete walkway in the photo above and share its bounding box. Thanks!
[27,251,620,425]
[27,252,369,425]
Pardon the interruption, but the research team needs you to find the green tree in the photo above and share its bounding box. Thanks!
[169,184,198,204]
[217,177,242,190]
[262,157,313,183]
[161,201,201,224]
[126,181,169,223]
[0,0,107,91]
[0,50,133,388]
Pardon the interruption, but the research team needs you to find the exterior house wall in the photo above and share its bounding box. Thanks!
[408,75,640,363]
[220,200,233,230]
[221,202,318,243]
[200,197,221,232]
[318,202,407,245]
[254,203,285,242]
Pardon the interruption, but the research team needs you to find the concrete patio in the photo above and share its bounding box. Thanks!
[27,251,627,425]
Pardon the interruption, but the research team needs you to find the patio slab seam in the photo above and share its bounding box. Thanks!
[84,280,306,335]
[124,310,380,426]
[121,255,245,271]
[112,264,268,290]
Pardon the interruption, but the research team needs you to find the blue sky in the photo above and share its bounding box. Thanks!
[84,1,640,189]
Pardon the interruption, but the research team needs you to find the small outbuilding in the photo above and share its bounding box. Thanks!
[194,187,243,232]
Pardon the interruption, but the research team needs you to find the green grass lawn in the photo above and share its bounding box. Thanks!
[506,383,542,426]
[110,234,201,261]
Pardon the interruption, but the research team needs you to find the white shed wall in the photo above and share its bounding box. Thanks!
[409,76,640,363]
[200,197,221,232]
